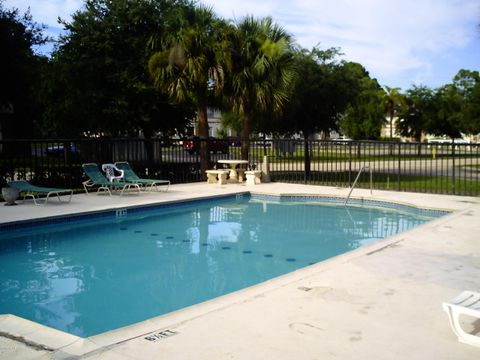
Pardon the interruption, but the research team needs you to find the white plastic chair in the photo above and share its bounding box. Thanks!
[101,163,124,182]
[443,290,480,347]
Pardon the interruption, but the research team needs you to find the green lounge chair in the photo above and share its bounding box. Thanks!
[8,180,73,206]
[114,162,170,192]
[82,163,141,196]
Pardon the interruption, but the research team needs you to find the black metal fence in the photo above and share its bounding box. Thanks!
[0,138,479,196]
[260,139,480,196]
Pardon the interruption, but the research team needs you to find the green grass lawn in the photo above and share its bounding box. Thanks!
[248,147,479,162]
[271,170,480,196]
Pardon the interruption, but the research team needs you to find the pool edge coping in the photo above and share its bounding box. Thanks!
[0,190,450,231]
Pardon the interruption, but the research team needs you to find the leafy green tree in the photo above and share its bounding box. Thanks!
[149,4,231,174]
[224,16,295,159]
[0,2,47,138]
[339,63,385,140]
[427,84,463,140]
[453,69,480,136]
[421,70,480,142]
[464,81,480,136]
[44,0,193,138]
[397,85,435,142]
[279,47,345,137]
[220,111,242,134]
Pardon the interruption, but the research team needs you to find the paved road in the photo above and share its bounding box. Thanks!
[266,158,480,180]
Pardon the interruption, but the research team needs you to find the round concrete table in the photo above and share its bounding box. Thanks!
[217,159,249,182]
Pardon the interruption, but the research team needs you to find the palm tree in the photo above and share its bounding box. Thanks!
[383,86,405,141]
[225,16,295,160]
[148,5,231,175]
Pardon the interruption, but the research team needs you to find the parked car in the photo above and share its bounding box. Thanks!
[331,137,353,146]
[45,143,78,157]
[428,137,469,144]
[182,136,229,155]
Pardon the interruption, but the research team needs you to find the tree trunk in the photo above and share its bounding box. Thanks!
[416,133,422,157]
[304,136,311,181]
[197,103,210,178]
[451,137,455,194]
[241,111,250,160]
[389,105,394,155]
[389,112,394,140]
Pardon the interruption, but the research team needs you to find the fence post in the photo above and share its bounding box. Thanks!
[348,142,352,186]
[397,142,401,191]
[261,155,271,182]
[303,139,309,184]
[451,141,455,194]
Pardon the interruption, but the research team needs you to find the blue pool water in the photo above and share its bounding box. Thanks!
[0,195,443,337]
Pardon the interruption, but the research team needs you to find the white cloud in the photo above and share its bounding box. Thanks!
[4,0,82,27]
[203,0,480,88]
[3,0,83,54]
[4,0,479,88]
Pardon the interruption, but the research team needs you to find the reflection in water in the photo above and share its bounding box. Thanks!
[0,197,438,337]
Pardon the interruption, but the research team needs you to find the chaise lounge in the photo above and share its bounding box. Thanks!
[7,180,73,206]
[114,162,170,191]
[82,163,141,196]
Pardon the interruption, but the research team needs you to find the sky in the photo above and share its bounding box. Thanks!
[4,0,480,90]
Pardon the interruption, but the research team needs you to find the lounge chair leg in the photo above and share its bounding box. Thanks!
[97,186,112,196]
[119,185,129,196]
[42,193,52,206]
[443,291,480,347]
[24,193,39,206]
[445,307,480,347]
[83,181,93,194]
[119,184,140,196]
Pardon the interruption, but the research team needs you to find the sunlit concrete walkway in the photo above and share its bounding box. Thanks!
[1,182,479,359]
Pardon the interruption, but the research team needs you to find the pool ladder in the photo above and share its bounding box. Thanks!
[344,166,372,206]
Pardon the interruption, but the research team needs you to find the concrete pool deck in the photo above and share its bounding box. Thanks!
[0,182,479,359]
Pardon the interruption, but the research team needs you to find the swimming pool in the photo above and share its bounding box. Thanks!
[0,194,444,337]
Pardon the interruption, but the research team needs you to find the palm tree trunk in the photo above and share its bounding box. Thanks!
[304,136,311,181]
[197,103,210,178]
[389,112,394,140]
[241,111,250,160]
[389,105,394,155]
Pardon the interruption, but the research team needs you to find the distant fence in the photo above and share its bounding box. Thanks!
[0,138,479,196]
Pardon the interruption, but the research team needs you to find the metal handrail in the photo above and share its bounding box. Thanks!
[344,166,372,206]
